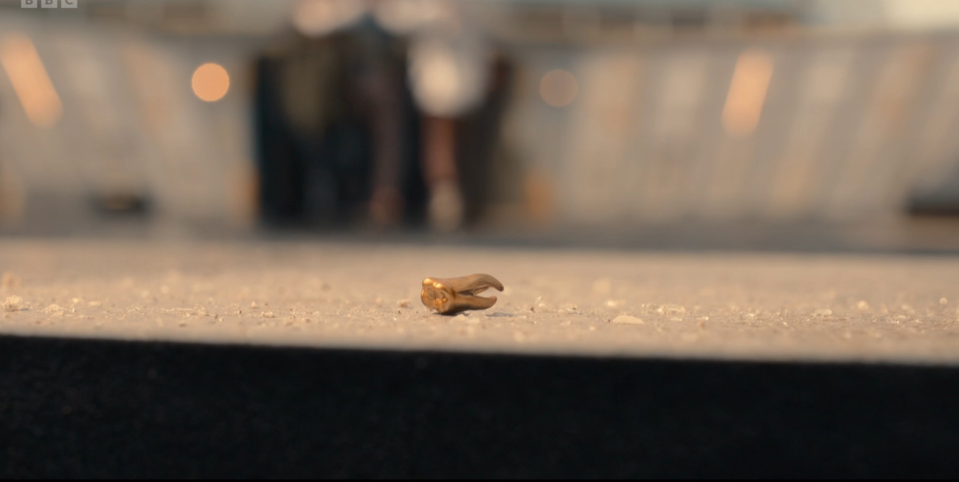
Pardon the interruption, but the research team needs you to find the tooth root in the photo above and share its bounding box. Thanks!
[455,295,498,312]
[453,274,504,294]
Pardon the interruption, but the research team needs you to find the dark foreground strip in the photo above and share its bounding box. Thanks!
[1,335,958,478]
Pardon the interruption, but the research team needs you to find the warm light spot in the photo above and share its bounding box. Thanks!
[408,38,486,117]
[293,0,367,37]
[191,63,230,102]
[540,69,578,107]
[722,49,774,138]
[0,33,62,128]
[372,0,449,35]
[410,41,463,116]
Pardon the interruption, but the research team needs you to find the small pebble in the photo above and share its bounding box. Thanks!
[657,304,686,315]
[612,315,644,325]
[397,299,411,308]
[606,300,624,308]
[41,304,64,316]
[2,296,22,312]
[857,301,870,311]
[262,312,275,318]
[940,298,948,306]
[814,309,833,317]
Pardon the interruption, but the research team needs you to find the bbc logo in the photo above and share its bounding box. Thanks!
[22,0,79,8]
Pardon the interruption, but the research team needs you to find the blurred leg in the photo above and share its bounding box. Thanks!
[423,115,464,232]
[365,47,406,229]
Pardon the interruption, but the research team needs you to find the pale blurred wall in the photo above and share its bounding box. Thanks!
[882,0,959,31]
[495,35,959,227]
[483,0,959,228]
[3,1,959,236]
[0,5,273,234]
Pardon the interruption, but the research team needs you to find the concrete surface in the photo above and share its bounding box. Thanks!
[2,238,959,364]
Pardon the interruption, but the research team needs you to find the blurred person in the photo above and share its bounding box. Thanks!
[254,0,509,232]
[254,0,409,229]
[392,0,506,231]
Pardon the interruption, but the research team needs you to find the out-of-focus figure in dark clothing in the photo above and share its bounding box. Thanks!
[400,0,506,232]
[254,0,511,232]
[254,0,409,229]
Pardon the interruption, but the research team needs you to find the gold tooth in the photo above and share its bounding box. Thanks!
[419,274,505,315]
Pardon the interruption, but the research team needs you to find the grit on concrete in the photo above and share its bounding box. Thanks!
[1,238,959,364]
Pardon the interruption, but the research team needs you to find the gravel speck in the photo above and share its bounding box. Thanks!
[2,296,22,312]
[657,304,687,315]
[612,315,644,325]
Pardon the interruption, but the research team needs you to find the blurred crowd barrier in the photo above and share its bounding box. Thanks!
[0,5,259,234]
[509,32,959,227]
[1,0,959,236]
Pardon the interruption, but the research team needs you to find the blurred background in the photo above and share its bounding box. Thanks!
[3,0,959,250]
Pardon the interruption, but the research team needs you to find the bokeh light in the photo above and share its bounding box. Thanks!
[292,0,366,37]
[191,62,230,102]
[540,69,578,107]
[409,38,487,117]
[0,33,62,128]
[722,49,774,138]
[372,0,449,35]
